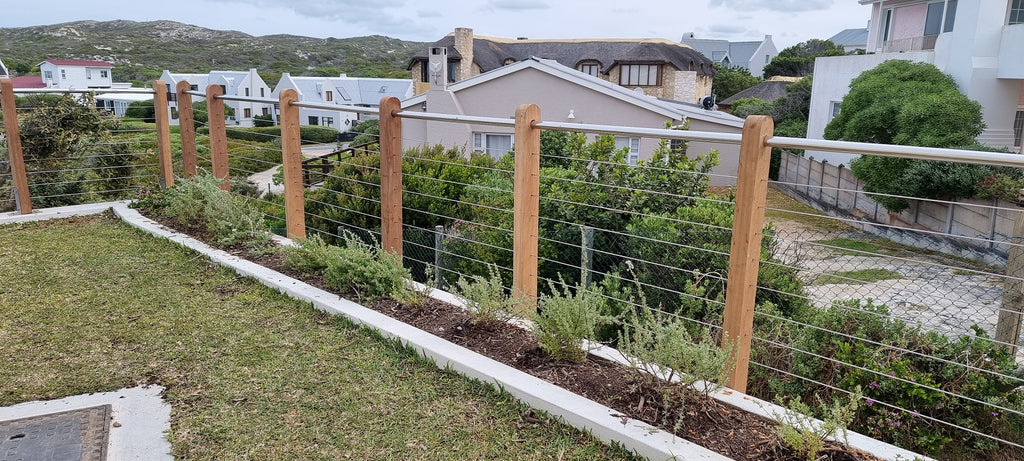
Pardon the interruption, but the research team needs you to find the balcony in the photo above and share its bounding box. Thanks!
[881,34,938,52]
[998,24,1024,79]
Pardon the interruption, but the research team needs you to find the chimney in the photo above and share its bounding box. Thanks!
[427,47,448,91]
[453,27,474,81]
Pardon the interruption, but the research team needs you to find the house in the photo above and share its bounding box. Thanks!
[408,28,714,105]
[806,0,1024,164]
[401,52,745,186]
[38,59,113,89]
[718,76,801,112]
[159,69,273,127]
[680,33,778,78]
[271,73,413,129]
[828,28,870,53]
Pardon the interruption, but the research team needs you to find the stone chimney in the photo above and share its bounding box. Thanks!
[427,46,448,91]
[453,27,474,81]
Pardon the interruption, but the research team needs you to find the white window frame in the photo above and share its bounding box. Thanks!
[1011,0,1024,25]
[615,137,641,166]
[86,69,92,80]
[100,70,108,78]
[43,70,52,80]
[60,69,66,80]
[472,132,514,158]
[323,116,334,128]
[579,63,599,77]
[830,101,842,120]
[1013,109,1023,148]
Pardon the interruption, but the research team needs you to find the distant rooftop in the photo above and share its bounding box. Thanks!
[40,59,112,67]
[829,28,869,50]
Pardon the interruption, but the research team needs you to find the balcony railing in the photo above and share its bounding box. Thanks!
[881,34,938,52]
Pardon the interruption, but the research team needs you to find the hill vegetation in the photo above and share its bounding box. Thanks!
[0,20,427,86]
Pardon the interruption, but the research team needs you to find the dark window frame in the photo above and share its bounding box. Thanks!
[618,64,661,87]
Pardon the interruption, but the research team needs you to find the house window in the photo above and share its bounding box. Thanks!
[619,64,659,86]
[219,85,227,94]
[579,62,599,77]
[503,58,516,65]
[262,107,269,116]
[325,91,333,102]
[308,116,319,126]
[614,137,640,166]
[44,70,52,80]
[60,69,66,79]
[86,69,92,80]
[100,70,108,78]
[420,59,458,83]
[1014,110,1024,148]
[244,108,252,118]
[882,8,894,41]
[323,116,334,127]
[1011,0,1024,25]
[925,1,958,34]
[473,133,514,158]
[830,101,842,120]
[190,84,198,91]
[260,88,265,97]
[944,0,958,32]
[245,88,250,96]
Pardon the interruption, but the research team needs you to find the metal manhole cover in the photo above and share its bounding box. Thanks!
[0,404,111,461]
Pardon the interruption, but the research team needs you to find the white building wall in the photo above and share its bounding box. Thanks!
[39,62,112,89]
[747,37,778,78]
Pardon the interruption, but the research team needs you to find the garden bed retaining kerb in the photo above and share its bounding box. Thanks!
[0,202,931,461]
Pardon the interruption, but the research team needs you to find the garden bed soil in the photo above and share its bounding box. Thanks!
[149,215,881,461]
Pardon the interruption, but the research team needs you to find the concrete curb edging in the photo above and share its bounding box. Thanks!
[109,205,722,461]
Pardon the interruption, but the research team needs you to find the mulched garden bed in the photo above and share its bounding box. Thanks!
[146,214,881,461]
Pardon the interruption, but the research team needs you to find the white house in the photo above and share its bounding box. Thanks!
[38,59,113,89]
[807,0,1024,164]
[159,69,273,127]
[401,52,745,186]
[271,73,413,130]
[680,33,778,78]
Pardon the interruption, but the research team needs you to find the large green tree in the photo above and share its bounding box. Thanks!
[763,39,845,78]
[732,76,813,178]
[825,60,988,211]
[712,63,761,99]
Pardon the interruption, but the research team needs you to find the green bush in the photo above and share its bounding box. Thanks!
[453,264,521,328]
[762,299,1024,459]
[124,99,156,123]
[322,232,411,301]
[532,280,609,362]
[133,172,272,249]
[280,234,344,275]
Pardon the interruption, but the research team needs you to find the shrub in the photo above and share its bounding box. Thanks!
[135,172,272,249]
[532,279,609,362]
[280,234,345,275]
[774,387,862,461]
[322,232,411,301]
[453,264,522,328]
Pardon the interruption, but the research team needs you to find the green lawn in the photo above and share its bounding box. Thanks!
[0,214,636,460]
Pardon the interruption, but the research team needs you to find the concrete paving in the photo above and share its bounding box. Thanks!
[0,386,172,461]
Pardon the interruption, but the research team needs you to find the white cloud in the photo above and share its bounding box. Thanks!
[708,0,833,13]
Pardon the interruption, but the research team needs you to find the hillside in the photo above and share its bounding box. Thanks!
[0,20,428,85]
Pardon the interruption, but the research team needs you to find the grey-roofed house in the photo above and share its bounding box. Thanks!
[408,28,714,105]
[271,73,413,130]
[718,76,802,112]
[680,33,778,78]
[159,69,274,127]
[829,28,869,52]
[402,54,744,186]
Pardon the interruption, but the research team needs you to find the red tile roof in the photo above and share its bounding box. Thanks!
[10,76,46,88]
[43,59,112,67]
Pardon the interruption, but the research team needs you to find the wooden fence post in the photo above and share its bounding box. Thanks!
[722,115,774,393]
[176,81,197,178]
[513,104,541,312]
[0,78,31,214]
[152,80,174,188]
[996,194,1024,354]
[278,88,305,240]
[379,96,403,256]
[205,84,230,190]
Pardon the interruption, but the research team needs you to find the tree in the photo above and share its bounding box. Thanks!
[711,63,761,99]
[124,99,156,123]
[825,60,987,212]
[763,39,845,78]
[732,77,813,179]
[192,100,236,129]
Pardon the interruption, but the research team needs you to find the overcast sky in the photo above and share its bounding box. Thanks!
[0,0,870,51]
